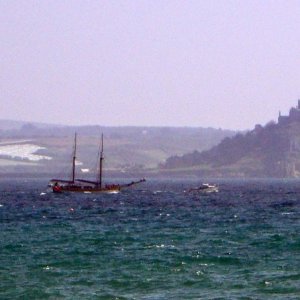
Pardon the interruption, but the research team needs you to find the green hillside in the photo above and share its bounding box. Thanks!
[0,122,235,177]
[161,102,300,178]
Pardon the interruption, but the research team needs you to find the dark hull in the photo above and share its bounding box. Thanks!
[51,179,146,193]
[53,184,120,193]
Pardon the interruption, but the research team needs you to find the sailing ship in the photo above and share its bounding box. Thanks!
[49,133,146,193]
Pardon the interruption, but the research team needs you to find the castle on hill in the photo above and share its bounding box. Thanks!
[278,100,300,125]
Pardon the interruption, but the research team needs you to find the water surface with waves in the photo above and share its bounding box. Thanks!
[1,178,300,299]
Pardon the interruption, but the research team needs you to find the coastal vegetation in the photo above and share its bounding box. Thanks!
[0,121,234,177]
[162,102,300,177]
[2,102,300,178]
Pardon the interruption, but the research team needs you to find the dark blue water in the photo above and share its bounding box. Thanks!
[1,179,300,299]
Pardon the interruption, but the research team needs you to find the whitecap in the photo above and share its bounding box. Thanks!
[172,268,181,272]
[153,191,163,194]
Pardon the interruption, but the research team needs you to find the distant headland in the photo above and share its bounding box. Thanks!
[161,100,300,178]
[2,101,300,178]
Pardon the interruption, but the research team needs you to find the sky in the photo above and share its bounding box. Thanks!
[1,0,300,130]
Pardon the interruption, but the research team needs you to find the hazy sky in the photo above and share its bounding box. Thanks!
[1,0,300,130]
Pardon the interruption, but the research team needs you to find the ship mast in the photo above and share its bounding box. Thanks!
[72,133,77,183]
[98,134,104,188]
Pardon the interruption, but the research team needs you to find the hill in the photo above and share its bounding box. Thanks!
[161,101,300,178]
[0,121,235,177]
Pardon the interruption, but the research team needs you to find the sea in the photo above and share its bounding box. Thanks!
[1,178,300,299]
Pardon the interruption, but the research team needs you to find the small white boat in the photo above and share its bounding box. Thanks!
[187,183,218,193]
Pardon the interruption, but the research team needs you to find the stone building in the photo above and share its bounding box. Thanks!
[278,100,300,125]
